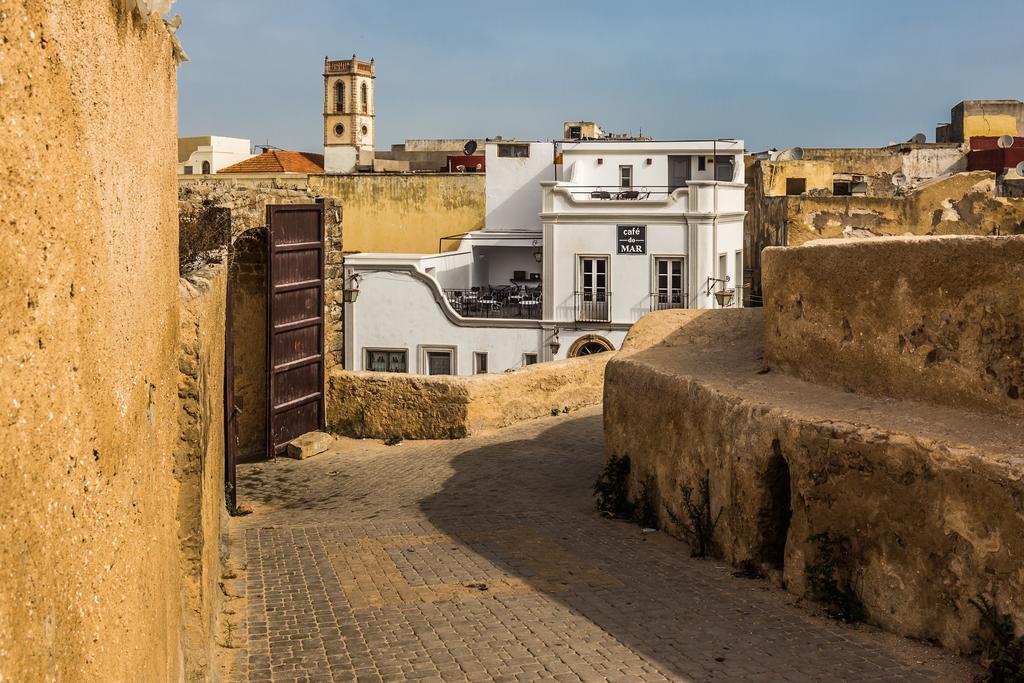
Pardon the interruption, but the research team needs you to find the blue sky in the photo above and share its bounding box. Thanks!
[177,1,1024,152]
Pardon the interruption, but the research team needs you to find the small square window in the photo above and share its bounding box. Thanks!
[365,349,407,373]
[698,157,706,171]
[498,144,530,158]
[474,352,488,374]
[523,353,538,366]
[785,177,807,196]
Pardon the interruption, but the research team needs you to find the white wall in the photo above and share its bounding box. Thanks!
[177,136,253,174]
[485,142,555,231]
[324,145,358,174]
[345,269,545,375]
[473,246,542,288]
[561,140,744,189]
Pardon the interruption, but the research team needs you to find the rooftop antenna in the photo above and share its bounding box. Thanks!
[908,133,927,144]
[997,135,1015,149]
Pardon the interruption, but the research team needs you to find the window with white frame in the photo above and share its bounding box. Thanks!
[619,164,633,189]
[421,347,455,375]
[474,352,488,374]
[365,349,407,373]
[577,256,609,322]
[653,257,685,310]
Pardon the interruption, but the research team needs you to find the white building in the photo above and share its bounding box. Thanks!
[343,134,746,376]
[177,136,253,175]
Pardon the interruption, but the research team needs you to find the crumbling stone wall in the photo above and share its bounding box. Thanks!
[0,2,187,680]
[604,307,1024,652]
[763,235,1024,417]
[176,260,228,681]
[326,354,609,439]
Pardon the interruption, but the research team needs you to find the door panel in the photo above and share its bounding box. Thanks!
[267,204,325,457]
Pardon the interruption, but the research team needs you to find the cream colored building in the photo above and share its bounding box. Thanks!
[323,54,375,173]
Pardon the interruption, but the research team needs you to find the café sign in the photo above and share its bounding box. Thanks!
[617,224,646,254]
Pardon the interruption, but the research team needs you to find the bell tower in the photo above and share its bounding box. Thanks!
[323,53,375,173]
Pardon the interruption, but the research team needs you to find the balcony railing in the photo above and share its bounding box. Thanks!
[444,288,542,320]
[575,291,611,322]
[563,185,683,201]
[650,292,688,311]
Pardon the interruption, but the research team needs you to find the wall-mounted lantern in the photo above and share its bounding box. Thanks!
[343,273,361,303]
[714,289,735,307]
[549,328,561,356]
[533,249,543,263]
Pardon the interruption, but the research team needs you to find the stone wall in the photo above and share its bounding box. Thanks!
[0,3,187,680]
[310,173,484,254]
[176,261,228,680]
[763,235,1024,417]
[326,354,608,439]
[603,242,1024,653]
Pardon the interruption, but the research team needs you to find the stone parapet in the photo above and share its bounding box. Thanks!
[604,307,1024,652]
[326,354,609,440]
[763,235,1024,417]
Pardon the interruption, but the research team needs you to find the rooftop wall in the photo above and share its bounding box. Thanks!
[311,173,484,253]
[763,235,1024,417]
[0,2,186,680]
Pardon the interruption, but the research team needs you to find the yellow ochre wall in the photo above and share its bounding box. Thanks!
[1,2,187,681]
[310,173,485,253]
[962,113,1019,139]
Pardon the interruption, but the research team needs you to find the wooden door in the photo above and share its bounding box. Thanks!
[266,204,325,457]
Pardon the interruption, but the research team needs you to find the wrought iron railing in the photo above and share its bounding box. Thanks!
[443,289,542,320]
[575,291,611,322]
[563,185,685,201]
[650,292,688,311]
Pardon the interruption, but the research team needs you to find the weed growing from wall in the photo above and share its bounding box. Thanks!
[594,453,634,518]
[804,531,866,623]
[668,472,722,558]
[970,593,1024,682]
[636,474,659,529]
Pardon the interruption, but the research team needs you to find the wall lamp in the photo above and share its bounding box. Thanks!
[343,273,361,303]
[549,328,561,356]
[533,249,543,263]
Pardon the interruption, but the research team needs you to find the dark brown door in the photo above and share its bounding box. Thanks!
[266,204,325,457]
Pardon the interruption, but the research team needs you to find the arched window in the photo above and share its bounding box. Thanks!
[360,82,368,113]
[334,81,345,113]
[201,160,211,174]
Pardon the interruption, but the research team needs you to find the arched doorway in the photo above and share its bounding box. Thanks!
[568,334,614,357]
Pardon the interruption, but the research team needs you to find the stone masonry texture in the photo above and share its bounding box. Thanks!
[220,407,977,682]
[0,2,187,680]
[604,304,1024,652]
[763,235,1024,417]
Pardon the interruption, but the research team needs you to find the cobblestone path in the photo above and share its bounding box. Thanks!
[221,406,974,682]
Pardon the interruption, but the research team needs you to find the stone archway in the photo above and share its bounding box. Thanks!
[568,334,615,358]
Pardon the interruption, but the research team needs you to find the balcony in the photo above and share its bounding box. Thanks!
[575,291,611,323]
[444,287,542,320]
[564,185,681,202]
[650,292,688,311]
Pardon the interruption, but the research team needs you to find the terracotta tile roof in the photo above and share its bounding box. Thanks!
[218,150,324,174]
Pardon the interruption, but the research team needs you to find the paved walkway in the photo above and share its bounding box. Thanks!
[220,406,975,682]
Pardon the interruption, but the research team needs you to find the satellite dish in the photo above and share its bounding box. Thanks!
[464,140,478,156]
[997,135,1014,149]
[908,133,927,144]
[891,172,907,188]
[776,147,804,161]
[1015,161,1024,176]
[455,164,466,172]
[475,163,482,171]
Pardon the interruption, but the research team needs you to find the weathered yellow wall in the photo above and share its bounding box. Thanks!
[785,172,1024,246]
[761,160,833,196]
[326,354,608,439]
[176,261,228,681]
[310,173,485,253]
[0,2,185,681]
[963,113,1019,139]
